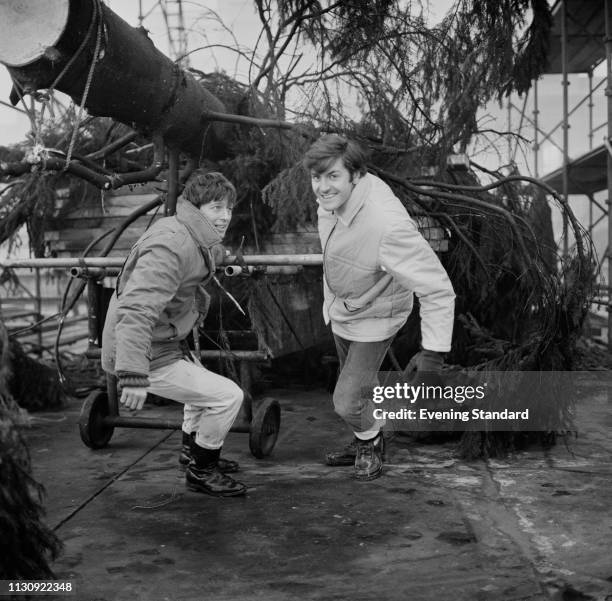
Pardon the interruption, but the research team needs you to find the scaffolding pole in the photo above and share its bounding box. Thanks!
[534,79,539,177]
[589,69,594,151]
[0,255,324,269]
[507,99,512,164]
[561,0,569,258]
[511,93,529,166]
[606,0,612,348]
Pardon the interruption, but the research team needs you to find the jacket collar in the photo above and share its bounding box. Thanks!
[175,198,222,249]
[335,173,371,226]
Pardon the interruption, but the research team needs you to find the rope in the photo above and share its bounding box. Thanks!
[9,80,39,145]
[48,1,100,94]
[9,0,102,155]
[64,0,105,170]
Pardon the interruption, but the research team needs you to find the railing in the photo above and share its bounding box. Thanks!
[1,265,89,355]
[0,255,324,356]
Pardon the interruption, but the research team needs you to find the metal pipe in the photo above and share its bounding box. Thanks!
[561,0,569,258]
[583,192,609,216]
[166,147,179,216]
[70,267,121,278]
[101,414,250,433]
[509,102,565,154]
[591,211,608,230]
[532,77,606,146]
[224,265,302,277]
[35,267,42,350]
[199,350,269,361]
[86,278,100,348]
[592,122,609,134]
[102,416,181,429]
[507,99,512,162]
[0,254,324,269]
[511,93,529,165]
[106,373,119,417]
[533,79,539,177]
[86,347,270,361]
[589,69,594,151]
[224,265,255,277]
[605,0,612,349]
[2,258,122,268]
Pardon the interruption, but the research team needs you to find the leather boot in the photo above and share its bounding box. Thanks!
[185,441,247,497]
[354,432,384,481]
[325,438,358,466]
[325,434,386,466]
[179,432,239,473]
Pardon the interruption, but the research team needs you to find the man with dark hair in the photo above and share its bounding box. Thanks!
[102,170,247,497]
[304,134,455,481]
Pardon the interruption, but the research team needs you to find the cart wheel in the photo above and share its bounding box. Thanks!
[249,398,281,458]
[79,389,114,449]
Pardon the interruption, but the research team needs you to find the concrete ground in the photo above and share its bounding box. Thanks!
[24,375,612,601]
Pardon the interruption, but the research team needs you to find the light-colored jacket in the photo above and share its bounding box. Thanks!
[317,173,455,351]
[101,198,222,377]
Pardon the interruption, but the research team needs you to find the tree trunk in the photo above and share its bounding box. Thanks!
[0,0,232,160]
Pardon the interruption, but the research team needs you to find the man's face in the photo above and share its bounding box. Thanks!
[310,157,360,212]
[199,196,233,238]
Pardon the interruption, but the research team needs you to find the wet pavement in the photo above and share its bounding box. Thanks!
[24,376,612,601]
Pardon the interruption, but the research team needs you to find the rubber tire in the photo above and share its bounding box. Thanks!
[79,389,114,449]
[249,398,281,458]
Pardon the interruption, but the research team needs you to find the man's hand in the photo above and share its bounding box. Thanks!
[404,350,445,387]
[405,350,444,374]
[120,386,148,411]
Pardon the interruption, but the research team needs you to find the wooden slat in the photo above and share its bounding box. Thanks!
[46,213,162,231]
[44,196,449,259]
[55,193,160,217]
[44,214,162,256]
[258,231,322,255]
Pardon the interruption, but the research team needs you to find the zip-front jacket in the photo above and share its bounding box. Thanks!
[317,173,455,351]
[101,198,223,382]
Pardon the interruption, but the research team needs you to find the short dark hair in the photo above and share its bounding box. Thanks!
[182,170,237,208]
[303,134,368,177]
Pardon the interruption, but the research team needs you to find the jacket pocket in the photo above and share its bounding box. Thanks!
[152,311,179,341]
[332,294,395,323]
[344,299,369,313]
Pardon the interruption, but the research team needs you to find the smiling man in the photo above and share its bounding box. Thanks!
[304,134,455,481]
[101,170,247,497]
